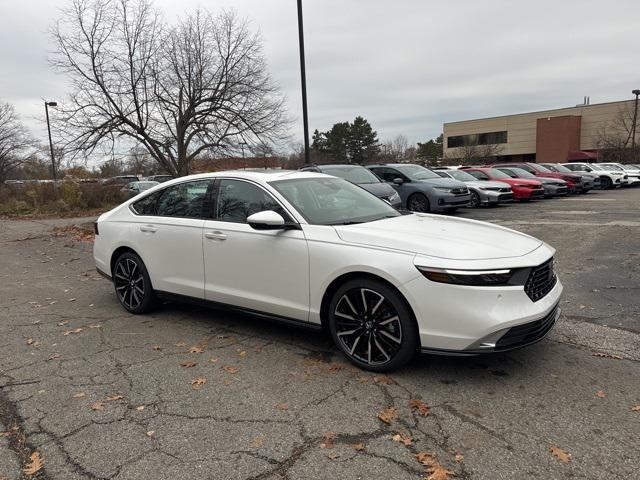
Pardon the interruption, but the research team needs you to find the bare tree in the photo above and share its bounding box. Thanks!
[0,102,33,185]
[51,0,288,176]
[445,143,504,165]
[596,104,639,163]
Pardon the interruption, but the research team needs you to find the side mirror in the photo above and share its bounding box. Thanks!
[393,177,404,185]
[247,210,286,230]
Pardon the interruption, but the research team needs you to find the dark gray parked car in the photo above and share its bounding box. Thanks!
[299,164,402,208]
[495,167,568,198]
[366,164,470,213]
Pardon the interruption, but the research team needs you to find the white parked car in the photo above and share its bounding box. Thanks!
[94,171,563,371]
[561,163,629,189]
[597,163,640,185]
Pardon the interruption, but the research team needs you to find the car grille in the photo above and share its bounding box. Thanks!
[495,304,559,351]
[498,193,514,201]
[499,187,511,192]
[452,187,468,195]
[524,259,557,302]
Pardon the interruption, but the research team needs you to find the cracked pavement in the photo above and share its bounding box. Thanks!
[1,189,639,479]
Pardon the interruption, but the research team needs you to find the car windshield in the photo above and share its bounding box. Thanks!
[446,170,477,182]
[395,165,440,180]
[270,177,400,225]
[602,164,624,171]
[322,166,381,184]
[487,169,511,179]
[546,164,572,173]
[587,164,602,171]
[506,168,535,179]
[533,164,552,173]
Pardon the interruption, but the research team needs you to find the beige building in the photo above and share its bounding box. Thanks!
[443,99,637,163]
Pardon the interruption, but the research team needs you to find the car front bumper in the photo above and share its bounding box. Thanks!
[478,189,514,204]
[432,193,471,211]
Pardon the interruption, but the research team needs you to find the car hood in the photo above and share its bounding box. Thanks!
[464,180,511,189]
[416,177,467,188]
[359,182,396,197]
[535,177,566,185]
[334,214,542,260]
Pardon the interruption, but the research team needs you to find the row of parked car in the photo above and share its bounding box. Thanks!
[300,161,640,213]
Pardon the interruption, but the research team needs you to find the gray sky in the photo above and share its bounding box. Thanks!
[1,0,639,151]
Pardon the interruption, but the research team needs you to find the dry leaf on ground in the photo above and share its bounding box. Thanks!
[275,403,289,410]
[392,433,412,446]
[105,395,124,401]
[351,442,365,451]
[595,390,606,398]
[221,365,239,374]
[592,352,623,360]
[415,452,455,480]
[631,405,640,412]
[135,405,145,411]
[181,361,197,368]
[90,402,104,411]
[191,378,207,389]
[189,346,204,354]
[373,375,395,385]
[72,392,85,399]
[23,451,44,475]
[250,435,265,449]
[408,399,430,417]
[63,328,83,336]
[326,451,340,460]
[26,338,34,346]
[319,432,336,449]
[327,363,344,373]
[549,446,572,463]
[146,430,155,437]
[152,345,162,351]
[378,406,398,424]
[454,453,464,462]
[174,342,186,347]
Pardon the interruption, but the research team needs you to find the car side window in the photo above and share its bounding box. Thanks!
[155,180,212,218]
[372,168,401,182]
[131,190,163,215]
[499,168,517,178]
[215,179,291,224]
[518,165,535,173]
[467,170,488,181]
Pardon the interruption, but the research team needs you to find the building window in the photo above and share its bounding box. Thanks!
[447,131,508,148]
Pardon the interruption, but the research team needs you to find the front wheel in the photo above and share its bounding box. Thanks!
[113,252,156,314]
[469,191,481,208]
[328,278,418,372]
[407,193,430,213]
[600,176,612,189]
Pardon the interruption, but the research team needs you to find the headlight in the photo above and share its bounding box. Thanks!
[416,266,515,286]
[479,186,500,191]
[434,187,452,192]
[388,192,400,202]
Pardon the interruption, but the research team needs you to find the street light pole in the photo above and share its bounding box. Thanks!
[44,101,58,182]
[297,0,310,165]
[240,141,247,159]
[632,89,640,153]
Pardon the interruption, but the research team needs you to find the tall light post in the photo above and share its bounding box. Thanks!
[239,141,248,159]
[297,0,310,165]
[631,89,640,153]
[44,101,58,181]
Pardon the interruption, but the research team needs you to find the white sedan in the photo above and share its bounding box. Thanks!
[94,171,562,371]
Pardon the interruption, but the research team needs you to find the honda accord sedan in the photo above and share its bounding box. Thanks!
[94,171,562,371]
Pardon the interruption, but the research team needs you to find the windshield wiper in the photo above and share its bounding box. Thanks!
[330,220,364,225]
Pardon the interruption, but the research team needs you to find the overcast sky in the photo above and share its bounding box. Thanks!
[1,0,639,152]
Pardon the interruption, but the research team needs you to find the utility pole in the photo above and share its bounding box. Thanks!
[297,0,310,164]
[44,101,58,181]
[632,89,640,154]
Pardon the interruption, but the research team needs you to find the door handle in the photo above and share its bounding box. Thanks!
[205,231,227,241]
[140,225,157,233]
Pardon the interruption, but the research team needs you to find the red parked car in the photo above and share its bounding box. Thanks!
[488,162,586,193]
[462,167,545,201]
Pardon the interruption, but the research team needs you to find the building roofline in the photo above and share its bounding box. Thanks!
[444,99,634,126]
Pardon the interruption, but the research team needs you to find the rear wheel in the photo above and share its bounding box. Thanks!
[469,191,481,208]
[407,193,430,213]
[113,252,156,314]
[600,176,612,189]
[328,278,418,372]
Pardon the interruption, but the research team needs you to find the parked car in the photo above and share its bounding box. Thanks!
[434,168,513,207]
[121,181,159,198]
[462,167,545,201]
[489,162,587,193]
[144,175,174,183]
[494,167,568,198]
[561,162,628,189]
[103,175,140,186]
[94,170,562,371]
[598,163,640,186]
[299,164,401,208]
[539,163,601,190]
[366,164,470,212]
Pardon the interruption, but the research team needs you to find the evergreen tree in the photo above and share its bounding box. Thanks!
[416,134,443,163]
[311,117,379,163]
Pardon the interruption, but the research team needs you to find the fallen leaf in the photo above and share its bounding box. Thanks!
[631,405,640,412]
[48,353,61,361]
[105,395,124,401]
[72,392,86,399]
[550,446,572,463]
[209,357,219,363]
[351,442,366,451]
[181,361,197,368]
[416,452,437,466]
[319,432,336,449]
[392,433,412,446]
[454,453,464,462]
[26,338,34,346]
[63,328,83,336]
[23,451,44,475]
[221,365,239,374]
[415,452,456,480]
[174,342,186,347]
[135,405,145,411]
[57,320,69,326]
[191,378,206,389]
[378,406,398,424]
[238,350,246,357]
[373,375,395,385]
[592,352,623,360]
[222,379,231,385]
[250,435,265,449]
[327,363,344,373]
[189,346,204,354]
[326,452,340,460]
[152,345,162,351]
[90,402,104,411]
[409,399,430,417]
[89,325,101,329]
[146,431,155,437]
[595,390,606,398]
[275,403,289,411]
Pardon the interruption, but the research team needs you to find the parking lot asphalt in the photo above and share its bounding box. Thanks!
[1,188,639,480]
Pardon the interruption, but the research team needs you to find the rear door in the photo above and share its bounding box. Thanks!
[128,179,213,298]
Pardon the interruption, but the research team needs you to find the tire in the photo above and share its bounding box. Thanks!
[327,278,419,372]
[469,191,481,208]
[600,176,612,190]
[112,252,156,314]
[407,193,430,213]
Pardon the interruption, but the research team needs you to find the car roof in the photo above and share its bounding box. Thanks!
[157,169,328,186]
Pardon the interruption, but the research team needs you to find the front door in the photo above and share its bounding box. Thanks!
[202,178,310,321]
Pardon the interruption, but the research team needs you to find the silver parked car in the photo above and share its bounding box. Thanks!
[434,168,513,208]
[540,163,601,190]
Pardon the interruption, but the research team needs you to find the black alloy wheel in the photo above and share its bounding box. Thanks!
[328,279,418,371]
[113,252,155,314]
[600,176,612,190]
[469,191,481,208]
[407,193,430,213]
